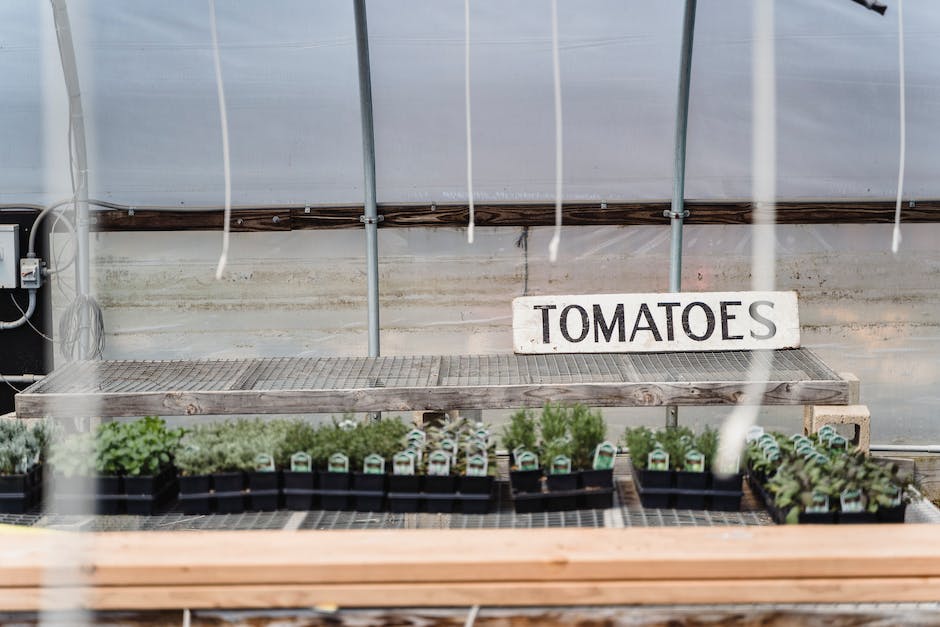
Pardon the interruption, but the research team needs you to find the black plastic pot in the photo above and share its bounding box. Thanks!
[178,474,212,515]
[124,466,177,515]
[457,476,495,514]
[509,469,542,494]
[837,511,879,524]
[512,492,547,513]
[211,472,247,514]
[634,467,674,489]
[318,472,352,510]
[675,471,708,491]
[282,471,317,510]
[351,473,385,512]
[546,473,578,492]
[876,504,906,523]
[711,472,743,492]
[0,470,36,514]
[578,487,614,510]
[387,475,422,513]
[247,471,281,512]
[423,475,457,513]
[579,468,614,489]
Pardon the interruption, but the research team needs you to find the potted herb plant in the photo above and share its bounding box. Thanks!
[0,420,47,514]
[502,409,541,494]
[108,416,184,515]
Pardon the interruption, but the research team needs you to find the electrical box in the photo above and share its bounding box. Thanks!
[0,224,19,289]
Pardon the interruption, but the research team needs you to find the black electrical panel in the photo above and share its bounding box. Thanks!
[0,209,52,414]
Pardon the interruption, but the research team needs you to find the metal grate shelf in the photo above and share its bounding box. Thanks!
[15,349,850,419]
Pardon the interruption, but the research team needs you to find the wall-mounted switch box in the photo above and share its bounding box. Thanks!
[0,225,20,289]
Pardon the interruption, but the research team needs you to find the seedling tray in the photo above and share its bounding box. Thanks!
[749,474,907,525]
[630,461,744,511]
[511,487,614,513]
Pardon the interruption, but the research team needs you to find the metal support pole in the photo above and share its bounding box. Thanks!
[354,0,381,360]
[51,0,91,359]
[665,0,697,428]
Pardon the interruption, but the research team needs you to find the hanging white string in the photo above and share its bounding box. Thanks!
[891,0,906,254]
[209,0,232,280]
[717,0,776,473]
[465,0,475,244]
[548,0,563,263]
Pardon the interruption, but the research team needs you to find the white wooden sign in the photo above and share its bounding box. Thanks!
[513,291,799,354]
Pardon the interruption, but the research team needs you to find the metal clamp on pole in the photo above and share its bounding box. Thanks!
[359,215,384,225]
[663,208,690,220]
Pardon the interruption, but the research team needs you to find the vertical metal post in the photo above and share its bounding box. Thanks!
[354,0,381,359]
[665,0,697,428]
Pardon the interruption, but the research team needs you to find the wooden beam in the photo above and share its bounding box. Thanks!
[2,526,940,610]
[89,200,940,232]
[4,577,940,611]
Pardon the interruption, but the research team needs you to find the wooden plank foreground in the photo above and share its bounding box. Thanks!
[1,526,939,610]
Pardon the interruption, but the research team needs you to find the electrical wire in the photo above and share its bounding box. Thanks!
[548,0,563,263]
[891,0,905,254]
[208,0,233,280]
[8,294,57,344]
[58,294,105,360]
[464,0,475,244]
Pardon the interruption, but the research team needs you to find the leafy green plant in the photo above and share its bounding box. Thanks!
[48,431,96,478]
[623,426,655,470]
[96,416,185,477]
[0,420,49,475]
[501,409,537,455]
[539,403,569,447]
[694,426,720,472]
[542,437,573,471]
[568,405,606,470]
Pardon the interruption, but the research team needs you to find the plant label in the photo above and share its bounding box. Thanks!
[254,453,275,472]
[806,491,830,514]
[757,433,776,449]
[550,455,572,475]
[328,453,349,474]
[512,445,527,462]
[474,428,489,444]
[647,449,669,471]
[828,435,848,450]
[513,291,800,353]
[796,442,815,456]
[290,452,312,473]
[715,454,740,475]
[406,428,427,448]
[393,452,415,476]
[816,425,836,440]
[427,450,451,476]
[406,442,424,464]
[440,438,457,460]
[466,454,488,477]
[517,451,539,471]
[745,426,765,443]
[684,450,705,473]
[363,453,384,475]
[592,442,617,471]
[840,488,864,513]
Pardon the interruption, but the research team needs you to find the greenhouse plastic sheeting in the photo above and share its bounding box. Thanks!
[2,0,940,205]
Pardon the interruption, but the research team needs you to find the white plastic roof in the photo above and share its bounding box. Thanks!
[2,0,938,207]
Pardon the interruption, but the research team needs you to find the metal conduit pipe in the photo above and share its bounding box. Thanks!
[354,0,380,359]
[665,0,697,428]
[51,0,92,360]
[871,444,940,454]
[0,290,37,330]
[0,374,45,384]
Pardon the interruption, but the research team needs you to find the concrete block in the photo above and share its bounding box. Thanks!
[803,404,871,453]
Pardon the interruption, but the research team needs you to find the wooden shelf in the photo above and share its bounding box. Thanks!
[14,349,850,419]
